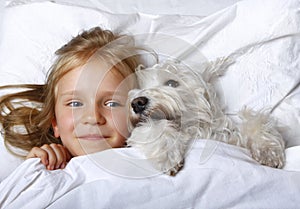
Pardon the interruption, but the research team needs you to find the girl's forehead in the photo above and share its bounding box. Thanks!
[55,65,131,96]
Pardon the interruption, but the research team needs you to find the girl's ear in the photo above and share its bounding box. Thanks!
[52,118,60,138]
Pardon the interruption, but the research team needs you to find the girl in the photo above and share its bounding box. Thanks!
[0,27,145,170]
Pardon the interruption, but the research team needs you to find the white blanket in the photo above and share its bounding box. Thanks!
[0,140,300,209]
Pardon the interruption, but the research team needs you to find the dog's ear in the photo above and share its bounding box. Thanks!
[135,64,145,72]
[160,60,181,73]
[201,57,234,83]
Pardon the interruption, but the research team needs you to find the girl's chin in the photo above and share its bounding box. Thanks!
[77,140,112,155]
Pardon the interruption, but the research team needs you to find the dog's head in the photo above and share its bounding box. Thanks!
[127,60,224,132]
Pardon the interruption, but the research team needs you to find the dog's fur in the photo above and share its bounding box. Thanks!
[126,60,285,176]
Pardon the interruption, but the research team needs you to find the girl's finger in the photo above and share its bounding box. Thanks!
[50,143,67,169]
[26,147,49,166]
[40,144,57,170]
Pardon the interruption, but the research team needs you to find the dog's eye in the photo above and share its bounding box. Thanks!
[165,79,179,88]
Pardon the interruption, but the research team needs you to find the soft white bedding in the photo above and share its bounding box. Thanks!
[0,0,300,207]
[1,140,300,209]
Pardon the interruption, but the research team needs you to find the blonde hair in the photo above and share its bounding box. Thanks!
[0,27,142,157]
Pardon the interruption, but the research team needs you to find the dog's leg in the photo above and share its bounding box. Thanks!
[238,109,285,168]
[127,120,190,176]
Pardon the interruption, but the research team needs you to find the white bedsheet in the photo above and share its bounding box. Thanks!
[0,140,300,209]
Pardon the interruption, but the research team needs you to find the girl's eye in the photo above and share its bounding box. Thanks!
[165,79,179,88]
[67,101,83,107]
[105,101,121,107]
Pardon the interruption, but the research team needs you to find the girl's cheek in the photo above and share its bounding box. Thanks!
[114,111,129,135]
[58,111,77,132]
[69,109,84,124]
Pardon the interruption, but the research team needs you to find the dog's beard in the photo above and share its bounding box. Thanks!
[128,88,187,130]
[129,104,181,128]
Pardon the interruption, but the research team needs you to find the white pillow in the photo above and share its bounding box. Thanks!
[6,0,241,16]
[0,135,24,182]
[200,0,300,147]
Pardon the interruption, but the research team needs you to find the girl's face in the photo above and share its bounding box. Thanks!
[52,61,132,156]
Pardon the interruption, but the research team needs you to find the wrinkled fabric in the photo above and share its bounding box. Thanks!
[0,140,300,209]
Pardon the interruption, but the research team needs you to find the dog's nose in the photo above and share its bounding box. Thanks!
[131,97,148,113]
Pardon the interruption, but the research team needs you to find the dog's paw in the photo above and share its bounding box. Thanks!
[164,160,184,176]
[250,144,285,168]
[239,109,285,168]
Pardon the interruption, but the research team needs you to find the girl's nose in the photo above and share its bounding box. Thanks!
[81,108,106,125]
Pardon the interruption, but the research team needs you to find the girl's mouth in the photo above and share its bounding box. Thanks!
[78,135,107,141]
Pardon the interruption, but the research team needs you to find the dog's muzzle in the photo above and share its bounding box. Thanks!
[131,96,148,114]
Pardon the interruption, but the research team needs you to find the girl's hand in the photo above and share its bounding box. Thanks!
[26,143,72,170]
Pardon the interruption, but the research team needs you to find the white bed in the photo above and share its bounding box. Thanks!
[0,0,300,208]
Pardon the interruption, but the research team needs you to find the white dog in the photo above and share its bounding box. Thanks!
[126,60,285,176]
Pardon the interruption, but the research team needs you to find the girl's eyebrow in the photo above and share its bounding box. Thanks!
[101,91,128,97]
[59,90,80,97]
[59,90,127,97]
